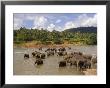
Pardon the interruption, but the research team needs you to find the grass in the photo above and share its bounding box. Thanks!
[14,40,94,48]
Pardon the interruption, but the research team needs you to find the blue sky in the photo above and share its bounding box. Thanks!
[14,13,97,31]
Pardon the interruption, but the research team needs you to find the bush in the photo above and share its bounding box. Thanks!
[53,40,64,44]
[42,41,52,45]
[14,41,22,44]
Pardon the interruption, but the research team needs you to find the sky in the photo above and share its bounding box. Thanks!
[14,13,97,31]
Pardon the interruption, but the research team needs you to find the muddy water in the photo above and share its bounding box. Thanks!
[13,45,97,75]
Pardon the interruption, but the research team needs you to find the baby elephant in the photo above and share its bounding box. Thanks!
[24,54,29,59]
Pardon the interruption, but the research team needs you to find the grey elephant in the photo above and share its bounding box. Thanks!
[69,60,77,67]
[39,47,42,51]
[78,60,85,71]
[83,60,91,69]
[35,59,43,65]
[24,54,29,59]
[83,54,92,60]
[74,51,83,56]
[59,60,66,67]
[57,51,64,56]
[41,53,46,59]
[47,51,54,56]
[32,52,36,57]
[92,57,97,64]
[35,54,41,59]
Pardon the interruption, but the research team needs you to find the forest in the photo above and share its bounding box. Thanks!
[14,27,97,45]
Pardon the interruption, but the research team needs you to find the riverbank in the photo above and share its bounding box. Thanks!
[14,41,96,48]
[83,69,97,75]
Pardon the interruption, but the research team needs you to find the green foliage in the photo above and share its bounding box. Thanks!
[14,27,97,45]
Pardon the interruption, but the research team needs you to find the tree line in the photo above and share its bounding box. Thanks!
[14,27,97,45]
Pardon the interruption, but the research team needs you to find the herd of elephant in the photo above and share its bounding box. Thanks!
[24,47,97,71]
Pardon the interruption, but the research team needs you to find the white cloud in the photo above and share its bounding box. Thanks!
[26,16,35,20]
[14,18,23,29]
[47,24,55,32]
[63,14,97,30]
[14,14,97,31]
[33,16,48,29]
[56,19,61,23]
[47,25,63,32]
[64,21,76,29]
[77,14,97,27]
[55,26,63,32]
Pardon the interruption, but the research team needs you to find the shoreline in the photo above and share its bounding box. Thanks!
[14,42,96,48]
[83,69,97,75]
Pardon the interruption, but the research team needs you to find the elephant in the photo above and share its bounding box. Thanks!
[78,52,83,55]
[61,48,66,51]
[51,51,54,55]
[83,60,91,69]
[57,51,67,56]
[58,48,66,52]
[57,51,64,56]
[68,47,71,50]
[83,54,92,60]
[35,59,43,65]
[47,51,54,57]
[63,51,67,56]
[51,48,57,53]
[68,54,73,59]
[70,52,74,55]
[64,53,74,60]
[41,53,46,59]
[74,51,83,56]
[78,60,85,71]
[35,54,41,59]
[78,59,92,71]
[92,57,97,64]
[54,48,57,53]
[69,60,77,67]
[45,48,52,52]
[59,60,66,67]
[24,54,29,59]
[39,47,42,51]
[47,52,51,57]
[32,51,40,57]
[32,52,36,57]
[64,54,73,61]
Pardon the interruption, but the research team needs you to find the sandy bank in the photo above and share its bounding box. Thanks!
[83,69,97,75]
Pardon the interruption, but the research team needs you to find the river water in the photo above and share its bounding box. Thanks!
[13,45,97,75]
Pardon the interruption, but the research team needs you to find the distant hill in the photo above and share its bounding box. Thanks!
[64,27,97,33]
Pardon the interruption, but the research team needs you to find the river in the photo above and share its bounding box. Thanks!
[13,45,97,75]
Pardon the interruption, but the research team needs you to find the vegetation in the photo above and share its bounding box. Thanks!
[14,27,97,46]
